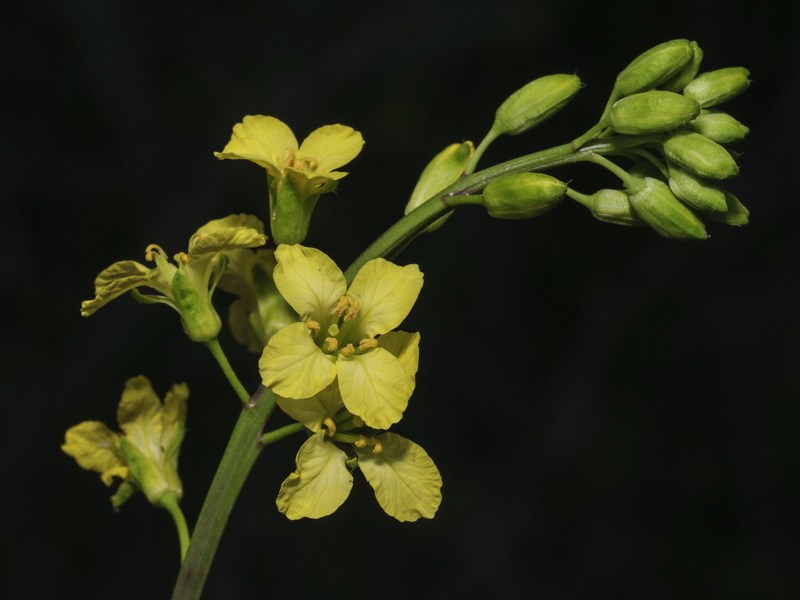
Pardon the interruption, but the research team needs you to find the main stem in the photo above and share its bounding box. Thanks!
[171,386,276,600]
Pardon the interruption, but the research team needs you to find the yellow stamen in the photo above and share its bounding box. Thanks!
[358,338,378,351]
[343,297,360,321]
[322,417,336,437]
[371,438,383,455]
[354,435,368,448]
[324,337,338,352]
[175,252,190,264]
[144,244,164,262]
[283,147,296,168]
[332,296,349,317]
[339,343,355,357]
[307,320,321,336]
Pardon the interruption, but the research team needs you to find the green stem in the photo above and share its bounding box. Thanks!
[160,491,191,562]
[344,135,660,282]
[260,421,306,445]
[464,126,501,175]
[171,386,276,600]
[205,337,250,405]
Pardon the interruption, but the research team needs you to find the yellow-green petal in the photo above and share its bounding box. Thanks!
[347,259,424,338]
[193,214,265,237]
[259,322,336,398]
[378,331,421,393]
[276,431,353,519]
[336,347,411,429]
[81,261,162,316]
[61,421,128,486]
[214,115,297,177]
[275,384,344,432]
[356,432,442,522]
[117,376,163,461]
[273,245,346,322]
[297,124,364,176]
[187,226,267,259]
[161,382,189,451]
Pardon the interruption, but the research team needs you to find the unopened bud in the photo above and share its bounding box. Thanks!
[706,192,750,226]
[685,109,749,144]
[482,172,565,219]
[683,67,751,108]
[663,131,739,180]
[583,189,645,227]
[667,163,728,213]
[661,41,703,92]
[405,141,474,232]
[609,91,700,134]
[627,177,707,240]
[615,39,694,96]
[494,74,581,136]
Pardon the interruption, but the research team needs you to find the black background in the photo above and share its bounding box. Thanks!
[4,0,800,598]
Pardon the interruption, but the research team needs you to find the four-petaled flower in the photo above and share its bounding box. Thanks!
[80,214,267,342]
[214,116,364,244]
[61,376,188,508]
[259,244,422,429]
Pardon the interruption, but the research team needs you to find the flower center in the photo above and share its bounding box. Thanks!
[283,147,319,173]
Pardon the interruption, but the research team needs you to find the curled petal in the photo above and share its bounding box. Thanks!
[61,421,128,486]
[117,376,163,460]
[81,261,162,316]
[276,385,344,432]
[214,115,298,177]
[298,124,364,176]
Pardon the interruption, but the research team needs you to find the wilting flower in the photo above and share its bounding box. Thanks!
[259,244,422,429]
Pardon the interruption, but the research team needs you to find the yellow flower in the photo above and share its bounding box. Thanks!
[80,214,267,342]
[214,116,364,244]
[61,376,188,508]
[259,244,422,429]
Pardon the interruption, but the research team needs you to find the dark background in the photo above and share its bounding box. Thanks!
[4,0,800,598]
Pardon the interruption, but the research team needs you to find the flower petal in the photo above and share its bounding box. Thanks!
[356,432,442,522]
[214,115,297,177]
[347,259,423,338]
[297,124,364,175]
[378,331,421,393]
[161,382,189,455]
[117,376,163,460]
[276,431,353,519]
[81,261,162,316]
[273,245,346,323]
[259,322,336,399]
[187,227,267,259]
[194,214,265,237]
[276,384,344,432]
[61,421,128,486]
[336,347,411,429]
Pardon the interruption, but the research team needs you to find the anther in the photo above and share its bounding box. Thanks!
[322,417,337,437]
[332,296,349,317]
[343,297,360,321]
[175,252,190,264]
[144,244,164,262]
[324,337,338,352]
[340,343,355,357]
[306,320,321,336]
[371,438,383,455]
[358,338,378,351]
[283,147,296,167]
[354,435,368,448]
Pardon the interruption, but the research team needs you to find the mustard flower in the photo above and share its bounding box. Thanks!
[80,214,267,343]
[259,244,422,429]
[61,376,188,508]
[214,116,364,244]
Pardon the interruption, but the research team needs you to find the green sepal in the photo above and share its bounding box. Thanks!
[667,162,728,212]
[270,174,332,245]
[569,188,645,227]
[111,480,139,509]
[627,176,707,240]
[661,41,703,92]
[482,172,566,219]
[170,269,222,343]
[685,109,749,144]
[663,131,739,180]
[706,192,749,226]
[493,74,581,136]
[614,39,694,96]
[683,67,751,108]
[609,91,700,135]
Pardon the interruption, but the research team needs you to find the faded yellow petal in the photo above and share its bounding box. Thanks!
[347,259,423,338]
[336,347,411,429]
[117,376,163,461]
[214,115,297,177]
[276,431,353,519]
[378,331,421,393]
[297,124,364,176]
[193,214,265,237]
[273,245,346,322]
[259,322,336,399]
[62,421,127,486]
[187,226,267,259]
[81,261,162,316]
[275,384,344,432]
[356,432,442,522]
[161,382,189,452]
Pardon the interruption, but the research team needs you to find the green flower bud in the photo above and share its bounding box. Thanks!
[609,91,700,134]
[170,269,223,343]
[405,141,475,232]
[494,74,582,136]
[615,39,694,96]
[661,41,703,92]
[667,163,728,212]
[685,109,749,144]
[683,67,751,108]
[627,176,707,240]
[706,192,750,226]
[663,131,739,180]
[482,172,566,219]
[580,188,645,227]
